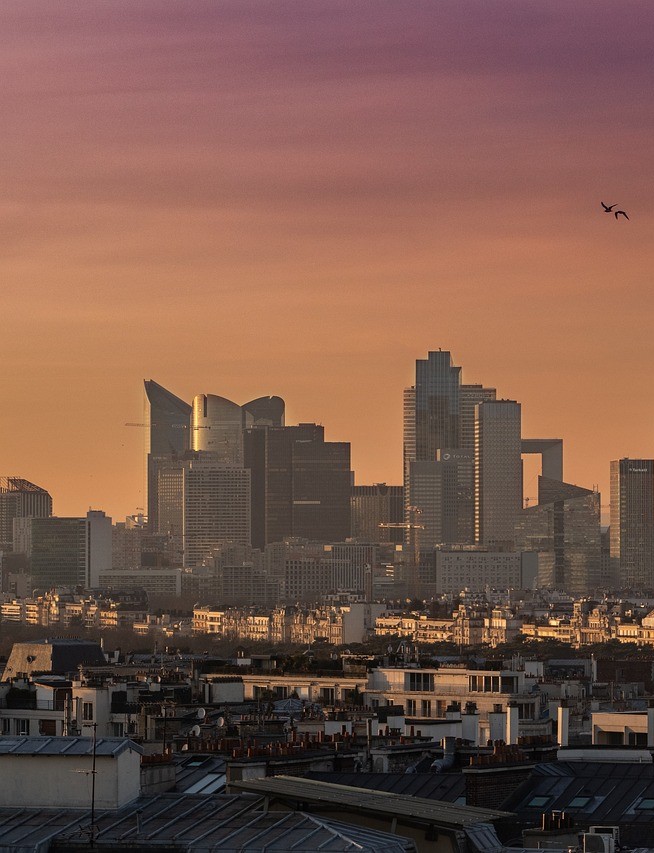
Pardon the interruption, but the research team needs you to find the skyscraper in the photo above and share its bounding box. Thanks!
[158,456,251,567]
[244,424,352,547]
[0,478,53,551]
[144,380,191,533]
[474,400,522,546]
[404,352,499,549]
[414,351,461,459]
[192,394,244,464]
[514,476,601,594]
[610,459,654,589]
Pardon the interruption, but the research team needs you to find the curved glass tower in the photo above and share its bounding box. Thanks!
[243,396,285,427]
[192,394,244,464]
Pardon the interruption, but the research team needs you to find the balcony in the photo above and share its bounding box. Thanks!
[0,698,66,712]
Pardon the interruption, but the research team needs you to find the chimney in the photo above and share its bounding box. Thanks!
[506,701,519,745]
[462,702,479,746]
[489,704,506,743]
[557,701,570,747]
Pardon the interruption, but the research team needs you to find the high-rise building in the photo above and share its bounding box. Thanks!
[158,456,251,567]
[242,396,285,427]
[244,424,352,548]
[144,380,192,533]
[610,459,654,589]
[13,510,112,590]
[291,431,352,543]
[474,400,522,546]
[191,394,244,464]
[404,352,502,551]
[0,478,53,551]
[414,351,461,460]
[514,476,601,595]
[351,484,404,544]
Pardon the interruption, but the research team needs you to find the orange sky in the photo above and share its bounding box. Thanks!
[1,1,653,520]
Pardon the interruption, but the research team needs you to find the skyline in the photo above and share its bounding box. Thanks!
[2,1,654,520]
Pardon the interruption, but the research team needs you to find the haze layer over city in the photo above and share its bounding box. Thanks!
[1,1,653,522]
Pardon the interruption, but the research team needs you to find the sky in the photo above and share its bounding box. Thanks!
[1,1,653,520]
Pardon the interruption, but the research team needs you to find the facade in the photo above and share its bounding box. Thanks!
[474,400,522,547]
[244,423,351,548]
[157,456,251,566]
[418,547,536,595]
[13,510,112,590]
[351,484,403,544]
[191,393,244,464]
[514,476,601,595]
[0,478,53,552]
[184,457,251,566]
[610,458,654,589]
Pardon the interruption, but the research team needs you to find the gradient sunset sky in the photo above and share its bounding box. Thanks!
[2,1,653,520]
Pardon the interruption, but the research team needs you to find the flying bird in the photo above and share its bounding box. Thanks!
[601,202,617,212]
[614,209,629,220]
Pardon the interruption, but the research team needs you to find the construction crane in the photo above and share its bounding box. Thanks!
[379,506,424,564]
[124,423,187,429]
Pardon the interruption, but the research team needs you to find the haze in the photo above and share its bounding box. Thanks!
[1,1,653,519]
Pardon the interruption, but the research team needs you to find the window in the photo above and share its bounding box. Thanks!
[406,699,417,716]
[407,672,434,692]
[15,719,29,736]
[636,799,654,810]
[1,718,10,735]
[528,796,551,808]
[421,700,432,717]
[568,797,591,809]
[82,702,94,721]
[112,722,124,737]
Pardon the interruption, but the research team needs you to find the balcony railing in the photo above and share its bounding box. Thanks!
[0,698,66,711]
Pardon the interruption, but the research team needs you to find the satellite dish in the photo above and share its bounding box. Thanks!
[181,743,188,751]
[190,725,201,736]
[197,708,206,720]
[217,717,225,728]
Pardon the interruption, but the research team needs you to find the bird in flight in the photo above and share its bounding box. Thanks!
[614,209,629,220]
[601,202,617,212]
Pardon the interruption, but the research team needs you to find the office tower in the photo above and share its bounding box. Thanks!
[415,351,461,459]
[610,459,654,589]
[291,431,352,543]
[474,400,522,546]
[242,396,285,427]
[404,353,498,550]
[515,476,601,595]
[13,510,111,589]
[460,385,496,452]
[0,478,53,551]
[158,456,251,567]
[351,484,404,543]
[244,424,352,548]
[144,380,191,533]
[191,394,244,464]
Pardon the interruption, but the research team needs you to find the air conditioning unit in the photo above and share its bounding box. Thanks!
[589,827,620,842]
[583,833,615,853]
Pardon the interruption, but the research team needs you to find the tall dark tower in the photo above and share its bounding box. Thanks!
[144,380,192,532]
